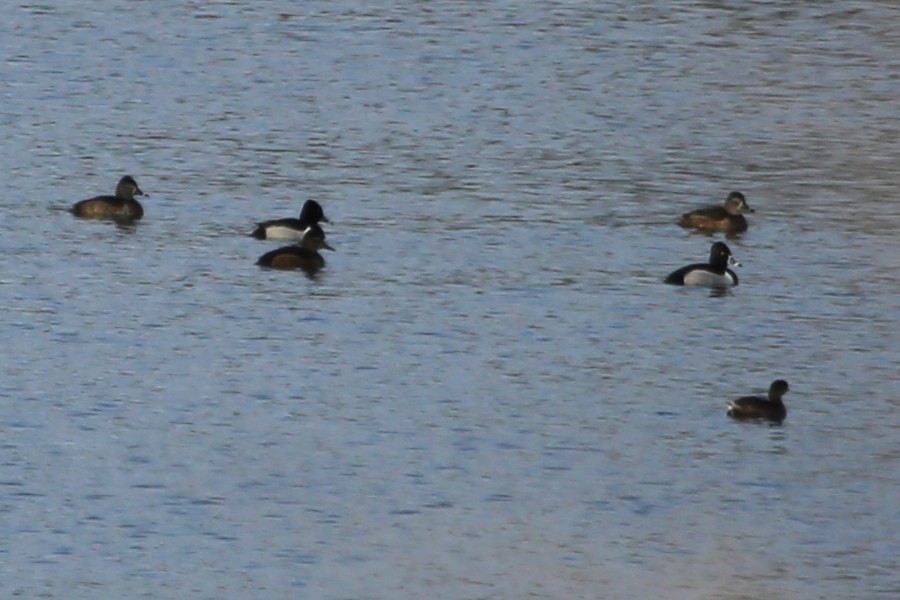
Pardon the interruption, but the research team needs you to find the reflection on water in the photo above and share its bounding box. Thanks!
[1,1,899,599]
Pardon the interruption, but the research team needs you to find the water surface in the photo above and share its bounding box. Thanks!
[2,2,899,598]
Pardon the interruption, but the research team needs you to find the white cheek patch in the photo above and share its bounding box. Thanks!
[683,270,735,287]
[264,226,305,241]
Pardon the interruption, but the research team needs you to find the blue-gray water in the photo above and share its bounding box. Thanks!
[2,2,899,598]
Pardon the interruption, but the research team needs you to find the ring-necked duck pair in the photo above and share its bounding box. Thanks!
[71,176,145,222]
[678,191,753,234]
[253,200,334,273]
[727,380,790,422]
[669,192,752,287]
[665,241,740,287]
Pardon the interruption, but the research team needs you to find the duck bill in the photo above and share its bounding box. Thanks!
[728,255,741,268]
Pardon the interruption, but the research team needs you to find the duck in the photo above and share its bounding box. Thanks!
[71,176,145,222]
[256,226,334,272]
[292,223,334,253]
[250,199,330,240]
[727,380,790,422]
[678,191,753,233]
[664,241,740,287]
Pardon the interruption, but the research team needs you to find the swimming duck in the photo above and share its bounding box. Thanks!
[678,191,753,233]
[256,226,334,272]
[250,199,330,240]
[664,241,740,287]
[71,176,145,222]
[727,380,790,422]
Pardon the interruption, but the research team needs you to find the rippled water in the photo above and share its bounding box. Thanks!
[2,2,899,598]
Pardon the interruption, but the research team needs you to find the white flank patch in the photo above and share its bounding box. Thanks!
[683,270,735,287]
[264,226,305,241]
